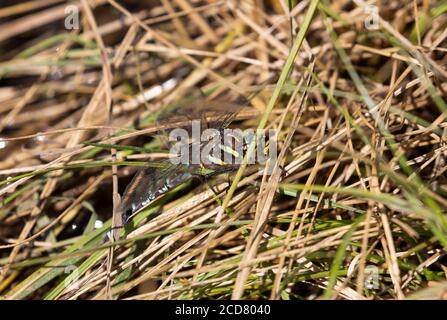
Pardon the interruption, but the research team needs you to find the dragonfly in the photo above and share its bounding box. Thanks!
[117,94,260,226]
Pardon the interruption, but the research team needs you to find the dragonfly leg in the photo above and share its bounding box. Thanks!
[196,174,220,197]
[278,164,290,177]
[225,173,232,190]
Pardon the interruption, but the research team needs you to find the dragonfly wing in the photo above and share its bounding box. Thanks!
[119,161,193,224]
[157,98,248,130]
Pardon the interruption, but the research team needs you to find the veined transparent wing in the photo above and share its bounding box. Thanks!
[118,159,234,224]
[119,160,192,224]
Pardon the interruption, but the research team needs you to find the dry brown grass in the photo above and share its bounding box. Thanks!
[0,0,447,300]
